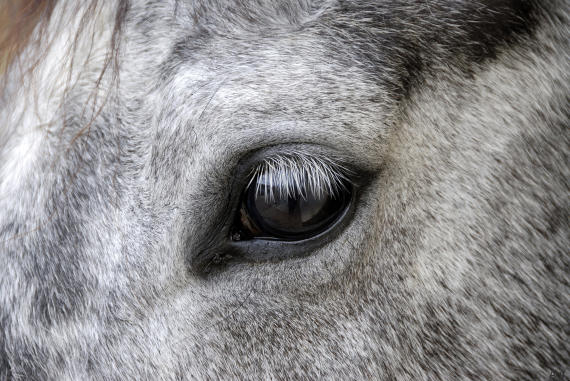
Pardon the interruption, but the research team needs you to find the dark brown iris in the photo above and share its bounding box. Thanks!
[232,178,351,241]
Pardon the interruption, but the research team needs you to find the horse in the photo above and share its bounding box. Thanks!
[0,0,568,379]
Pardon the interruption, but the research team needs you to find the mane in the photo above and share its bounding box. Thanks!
[0,0,56,76]
[0,1,128,96]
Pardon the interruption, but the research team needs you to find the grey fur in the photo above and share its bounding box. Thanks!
[0,0,568,379]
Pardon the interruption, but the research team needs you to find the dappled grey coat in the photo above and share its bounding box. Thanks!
[0,0,568,379]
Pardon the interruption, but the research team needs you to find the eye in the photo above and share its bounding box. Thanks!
[231,154,353,242]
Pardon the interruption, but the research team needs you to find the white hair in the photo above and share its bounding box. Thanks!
[248,152,352,202]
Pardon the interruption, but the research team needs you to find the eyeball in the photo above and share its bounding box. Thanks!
[231,154,352,242]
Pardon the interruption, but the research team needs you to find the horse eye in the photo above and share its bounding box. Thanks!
[232,173,352,241]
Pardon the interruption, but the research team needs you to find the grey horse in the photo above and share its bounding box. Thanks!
[0,0,568,379]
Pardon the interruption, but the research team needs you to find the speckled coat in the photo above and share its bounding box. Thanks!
[0,1,568,379]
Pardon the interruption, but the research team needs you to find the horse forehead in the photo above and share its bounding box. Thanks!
[128,0,538,137]
[160,45,386,136]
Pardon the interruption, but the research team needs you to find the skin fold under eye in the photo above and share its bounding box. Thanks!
[231,152,353,242]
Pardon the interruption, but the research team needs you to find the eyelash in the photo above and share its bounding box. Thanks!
[246,152,353,201]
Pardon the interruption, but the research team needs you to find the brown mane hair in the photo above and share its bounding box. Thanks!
[0,0,57,76]
[0,0,128,93]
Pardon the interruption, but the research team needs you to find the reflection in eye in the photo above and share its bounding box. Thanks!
[231,153,352,241]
